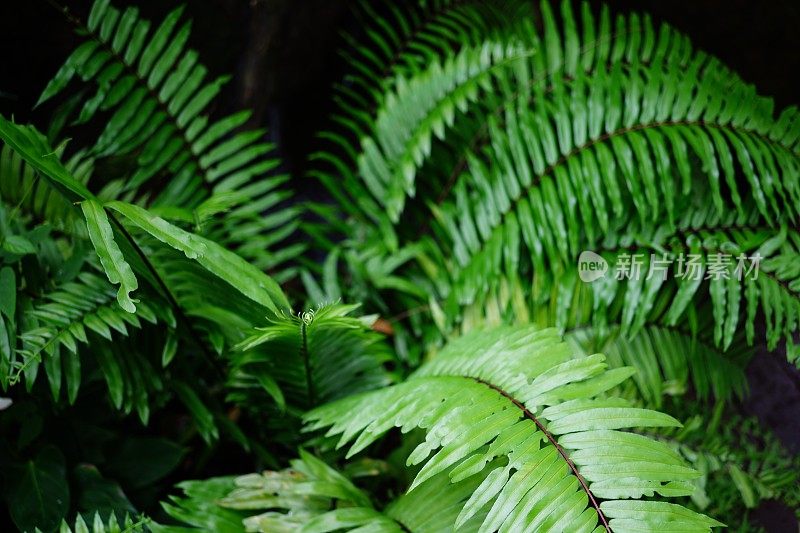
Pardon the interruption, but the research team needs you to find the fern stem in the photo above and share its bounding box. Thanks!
[300,319,316,406]
[472,376,612,531]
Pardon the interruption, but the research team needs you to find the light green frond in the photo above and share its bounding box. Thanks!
[306,325,723,532]
[52,513,147,533]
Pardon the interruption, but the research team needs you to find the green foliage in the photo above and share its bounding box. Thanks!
[567,323,751,408]
[311,0,800,368]
[231,303,394,410]
[306,326,720,532]
[656,403,800,530]
[36,0,303,279]
[1,0,798,531]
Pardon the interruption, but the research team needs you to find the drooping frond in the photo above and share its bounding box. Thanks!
[310,0,800,364]
[36,0,303,277]
[306,325,723,532]
[231,303,394,410]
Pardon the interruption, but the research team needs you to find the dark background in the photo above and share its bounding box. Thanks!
[3,0,799,176]
[2,1,800,530]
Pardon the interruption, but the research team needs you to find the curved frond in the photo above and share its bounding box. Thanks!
[36,0,303,276]
[310,0,800,363]
[306,325,723,532]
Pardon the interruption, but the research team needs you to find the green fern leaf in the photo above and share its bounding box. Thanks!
[306,325,724,532]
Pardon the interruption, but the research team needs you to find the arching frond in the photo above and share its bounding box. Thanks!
[309,0,800,364]
[306,325,722,532]
[36,0,303,277]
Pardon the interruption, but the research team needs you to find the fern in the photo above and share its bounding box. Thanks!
[231,303,394,410]
[37,0,303,278]
[306,325,722,531]
[3,0,798,530]
[309,0,800,368]
[0,117,286,441]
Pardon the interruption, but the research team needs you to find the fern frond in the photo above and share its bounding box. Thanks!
[37,0,303,276]
[568,324,750,407]
[306,325,723,531]
[156,449,497,532]
[311,0,800,362]
[153,476,245,533]
[345,1,797,226]
[231,303,394,410]
[15,270,163,401]
[0,141,91,233]
[310,0,531,236]
[345,0,528,98]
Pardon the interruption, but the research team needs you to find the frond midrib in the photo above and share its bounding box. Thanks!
[469,375,611,530]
